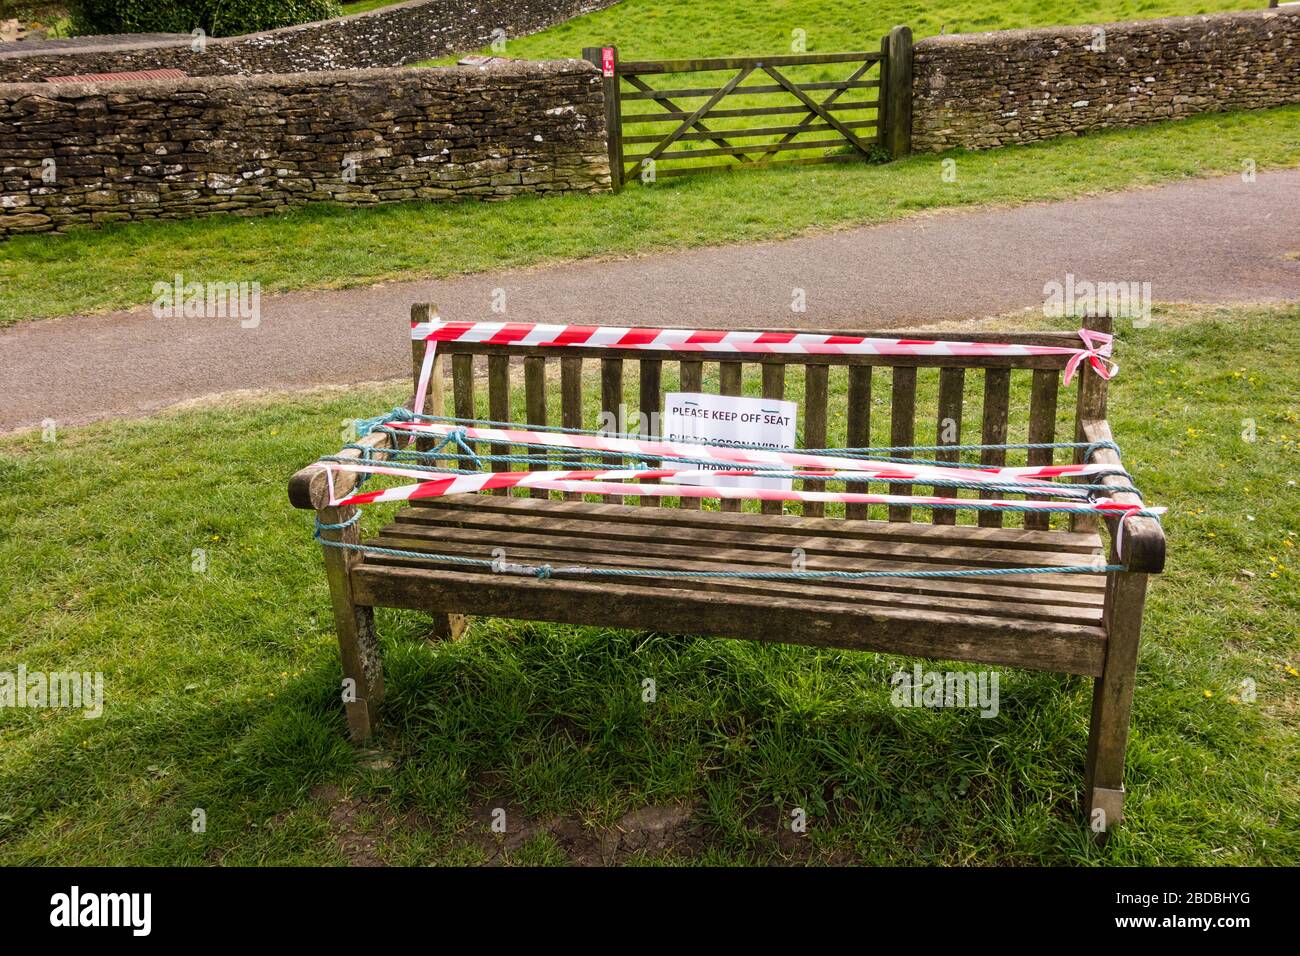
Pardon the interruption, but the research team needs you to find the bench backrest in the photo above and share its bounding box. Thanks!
[412,303,1113,533]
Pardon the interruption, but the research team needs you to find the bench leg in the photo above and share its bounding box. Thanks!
[428,613,468,642]
[319,506,384,742]
[1083,570,1149,836]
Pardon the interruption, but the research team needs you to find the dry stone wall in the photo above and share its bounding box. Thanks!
[912,9,1300,151]
[0,0,622,81]
[0,61,610,236]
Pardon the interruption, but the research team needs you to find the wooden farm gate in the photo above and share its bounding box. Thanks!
[583,27,912,189]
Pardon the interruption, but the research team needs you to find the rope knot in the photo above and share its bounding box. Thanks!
[313,511,360,540]
[534,565,554,580]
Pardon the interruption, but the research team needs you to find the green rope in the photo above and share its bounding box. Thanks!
[314,412,1150,583]
[362,409,1121,461]
[357,424,1135,486]
[312,522,1123,581]
[319,454,1130,497]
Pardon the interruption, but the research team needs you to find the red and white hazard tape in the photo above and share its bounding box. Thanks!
[322,461,1100,506]
[334,468,1157,515]
[387,421,1120,484]
[409,320,1118,419]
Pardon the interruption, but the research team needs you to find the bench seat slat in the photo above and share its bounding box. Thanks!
[411,494,1105,555]
[368,520,1106,620]
[352,564,1106,676]
[364,538,1104,628]
[390,506,1106,585]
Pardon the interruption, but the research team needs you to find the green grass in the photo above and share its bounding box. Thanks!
[2,103,1298,325]
[465,0,1266,61]
[1,305,1296,865]
[339,0,406,14]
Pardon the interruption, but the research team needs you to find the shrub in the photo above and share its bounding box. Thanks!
[68,0,342,37]
[210,0,342,35]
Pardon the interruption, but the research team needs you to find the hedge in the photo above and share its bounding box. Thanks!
[68,0,343,37]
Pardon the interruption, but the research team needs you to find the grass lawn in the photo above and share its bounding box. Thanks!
[461,0,1267,62]
[1,103,1298,326]
[0,304,1296,865]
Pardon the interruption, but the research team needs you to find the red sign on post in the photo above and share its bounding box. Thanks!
[601,47,615,77]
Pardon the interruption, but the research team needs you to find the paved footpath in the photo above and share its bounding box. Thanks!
[2,169,1298,432]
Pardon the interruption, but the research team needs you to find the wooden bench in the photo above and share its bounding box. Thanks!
[289,304,1165,831]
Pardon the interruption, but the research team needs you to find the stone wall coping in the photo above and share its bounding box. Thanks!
[0,0,457,62]
[0,57,598,96]
[915,7,1299,51]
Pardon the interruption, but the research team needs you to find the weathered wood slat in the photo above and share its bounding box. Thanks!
[451,353,475,420]
[761,363,787,516]
[618,51,884,74]
[379,512,1107,603]
[353,565,1106,677]
[889,367,917,522]
[413,496,1107,572]
[487,354,510,496]
[639,358,663,507]
[625,136,865,163]
[1073,315,1112,534]
[367,529,1104,626]
[560,357,584,501]
[601,357,625,505]
[409,303,443,456]
[677,359,704,510]
[377,515,1107,606]
[620,101,879,123]
[719,361,743,513]
[433,339,1078,366]
[1025,368,1061,531]
[652,153,872,177]
[803,364,829,517]
[620,79,881,101]
[450,351,477,474]
[622,120,876,144]
[845,365,871,520]
[933,367,965,526]
[979,368,1012,528]
[524,356,548,499]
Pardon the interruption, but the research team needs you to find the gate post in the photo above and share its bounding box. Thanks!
[583,45,624,191]
[883,25,913,160]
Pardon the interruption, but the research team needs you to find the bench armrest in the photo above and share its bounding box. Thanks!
[288,428,396,511]
[1080,418,1166,573]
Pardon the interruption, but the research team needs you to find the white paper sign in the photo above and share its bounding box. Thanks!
[661,392,798,489]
